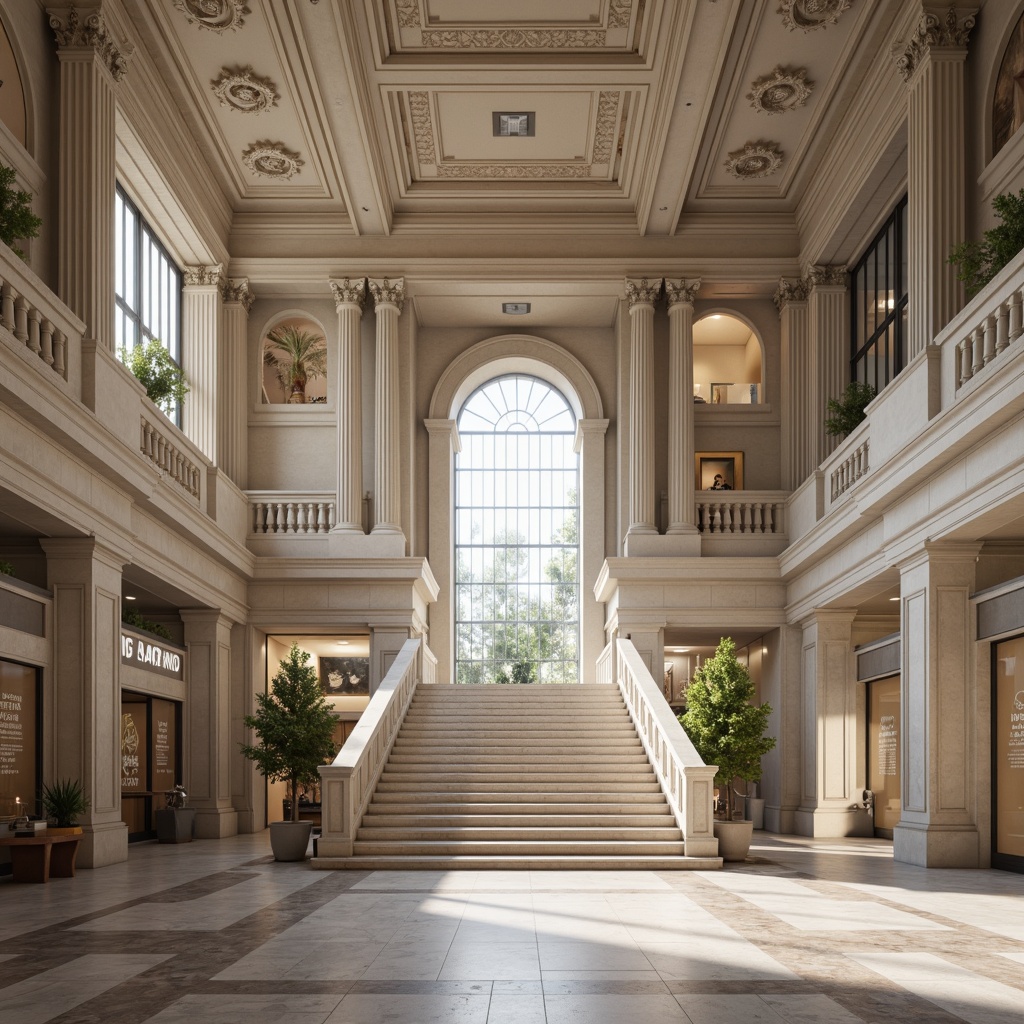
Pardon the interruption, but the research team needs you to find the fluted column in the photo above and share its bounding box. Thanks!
[219,278,254,486]
[665,279,700,535]
[896,5,976,358]
[48,4,130,352]
[182,265,222,461]
[330,278,366,535]
[807,266,848,463]
[368,277,405,544]
[623,277,661,552]
[776,277,810,489]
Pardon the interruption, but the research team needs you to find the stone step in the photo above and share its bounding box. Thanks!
[355,826,683,842]
[378,767,656,781]
[360,812,675,828]
[312,855,720,871]
[386,752,651,765]
[367,793,672,809]
[350,839,688,857]
[374,780,664,793]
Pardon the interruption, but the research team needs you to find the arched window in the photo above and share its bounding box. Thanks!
[454,375,579,684]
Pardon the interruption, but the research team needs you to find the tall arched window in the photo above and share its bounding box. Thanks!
[455,375,579,684]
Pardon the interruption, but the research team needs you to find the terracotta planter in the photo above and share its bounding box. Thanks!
[269,820,313,861]
[713,819,754,862]
[45,826,83,836]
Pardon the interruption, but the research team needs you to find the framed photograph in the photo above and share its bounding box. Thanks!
[711,382,732,405]
[319,656,370,695]
[695,451,744,491]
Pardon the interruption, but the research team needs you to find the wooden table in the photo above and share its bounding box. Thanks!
[0,832,81,883]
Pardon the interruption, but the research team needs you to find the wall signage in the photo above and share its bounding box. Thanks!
[120,629,185,680]
[0,661,38,815]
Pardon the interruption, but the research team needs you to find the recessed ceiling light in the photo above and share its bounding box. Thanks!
[493,112,534,137]
[711,314,722,320]
[671,647,689,653]
[503,302,531,315]
[889,597,900,602]
[125,595,137,601]
[336,640,350,646]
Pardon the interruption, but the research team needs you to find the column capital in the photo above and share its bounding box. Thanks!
[665,278,701,306]
[330,276,366,310]
[773,276,809,313]
[805,264,848,289]
[895,5,976,82]
[625,277,662,309]
[48,4,132,81]
[221,277,254,311]
[424,418,462,452]
[368,276,405,313]
[182,264,223,288]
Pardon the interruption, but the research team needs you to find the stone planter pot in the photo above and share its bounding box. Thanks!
[269,820,313,862]
[156,807,195,843]
[713,819,754,862]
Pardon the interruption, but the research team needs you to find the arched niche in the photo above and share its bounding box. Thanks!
[993,7,1024,158]
[692,311,764,406]
[0,14,28,152]
[258,311,330,406]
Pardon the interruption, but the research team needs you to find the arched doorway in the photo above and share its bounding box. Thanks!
[454,375,579,684]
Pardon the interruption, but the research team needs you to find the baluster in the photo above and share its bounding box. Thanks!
[274,502,285,534]
[140,420,149,458]
[294,502,306,534]
[740,502,750,534]
[752,503,763,533]
[1008,288,1022,347]
[327,501,336,530]
[995,301,1010,356]
[316,503,327,533]
[253,502,265,534]
[13,296,28,343]
[982,313,997,365]
[0,284,14,331]
[765,504,775,534]
[27,308,41,356]
[719,504,730,534]
[957,339,970,388]
[52,328,66,377]
[40,319,54,367]
[971,324,984,377]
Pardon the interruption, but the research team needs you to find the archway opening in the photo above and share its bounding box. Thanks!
[693,314,763,405]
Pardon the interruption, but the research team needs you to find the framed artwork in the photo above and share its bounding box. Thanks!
[319,656,370,695]
[695,451,744,491]
[711,382,731,404]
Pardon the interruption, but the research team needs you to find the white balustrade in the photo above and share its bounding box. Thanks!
[695,491,785,535]
[248,493,337,535]
[954,278,1023,391]
[830,439,870,501]
[139,416,201,501]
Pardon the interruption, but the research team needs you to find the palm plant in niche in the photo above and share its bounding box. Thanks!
[263,325,327,404]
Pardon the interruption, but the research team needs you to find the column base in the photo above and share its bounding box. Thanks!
[78,820,128,868]
[193,806,240,839]
[793,805,873,838]
[894,822,979,867]
[329,531,406,557]
[623,532,701,557]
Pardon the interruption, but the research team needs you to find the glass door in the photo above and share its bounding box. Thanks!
[994,635,1024,872]
[867,675,901,838]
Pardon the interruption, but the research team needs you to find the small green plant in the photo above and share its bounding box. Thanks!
[122,606,173,641]
[0,164,42,260]
[42,777,90,828]
[119,338,190,413]
[510,660,535,684]
[679,637,775,821]
[824,381,876,437]
[241,643,337,822]
[948,189,1024,297]
[0,559,14,577]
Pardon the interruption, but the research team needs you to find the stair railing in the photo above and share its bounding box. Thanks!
[317,637,424,858]
[616,639,720,859]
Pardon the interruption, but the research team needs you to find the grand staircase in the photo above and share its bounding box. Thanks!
[332,684,720,869]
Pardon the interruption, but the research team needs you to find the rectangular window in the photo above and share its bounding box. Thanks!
[114,187,183,420]
[850,196,908,393]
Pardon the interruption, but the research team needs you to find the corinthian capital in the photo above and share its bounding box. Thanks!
[330,277,366,310]
[182,264,223,287]
[625,277,662,308]
[773,276,809,313]
[664,278,701,306]
[48,5,132,81]
[895,5,976,82]
[221,278,254,311]
[806,265,847,288]
[368,277,405,313]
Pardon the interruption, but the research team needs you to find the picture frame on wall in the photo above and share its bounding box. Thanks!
[711,382,731,404]
[695,451,744,491]
[319,656,370,695]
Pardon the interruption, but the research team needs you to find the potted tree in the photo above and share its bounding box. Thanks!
[119,338,190,415]
[679,637,775,861]
[262,325,327,404]
[241,642,337,861]
[42,777,90,835]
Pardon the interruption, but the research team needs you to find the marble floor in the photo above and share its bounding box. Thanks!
[1,834,1022,1023]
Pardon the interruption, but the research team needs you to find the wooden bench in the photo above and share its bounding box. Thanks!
[0,832,81,883]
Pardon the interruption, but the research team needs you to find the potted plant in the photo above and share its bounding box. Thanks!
[679,637,775,861]
[824,381,876,438]
[948,188,1024,297]
[119,338,190,415]
[240,642,337,861]
[42,777,90,835]
[263,325,327,404]
[0,163,42,260]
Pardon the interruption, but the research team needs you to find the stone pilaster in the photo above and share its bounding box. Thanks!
[425,418,460,683]
[182,265,222,462]
[41,537,129,867]
[896,5,976,357]
[575,418,610,680]
[665,279,700,537]
[218,278,254,486]
[896,542,981,866]
[795,609,861,837]
[48,4,130,353]
[330,278,366,535]
[623,277,661,553]
[368,278,405,552]
[775,277,810,489]
[806,265,848,463]
[181,610,238,839]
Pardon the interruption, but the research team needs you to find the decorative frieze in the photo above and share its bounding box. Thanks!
[182,264,223,287]
[608,1,632,28]
[725,140,784,179]
[369,277,405,314]
[665,278,701,305]
[173,0,249,33]
[806,264,847,287]
[330,277,366,309]
[625,277,662,307]
[212,66,279,114]
[48,6,132,82]
[895,6,976,82]
[591,92,621,165]
[408,92,436,165]
[778,0,851,33]
[241,141,303,180]
[748,66,813,115]
[420,29,608,49]
[221,278,254,311]
[773,276,809,312]
[396,1,420,28]
[435,163,592,179]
